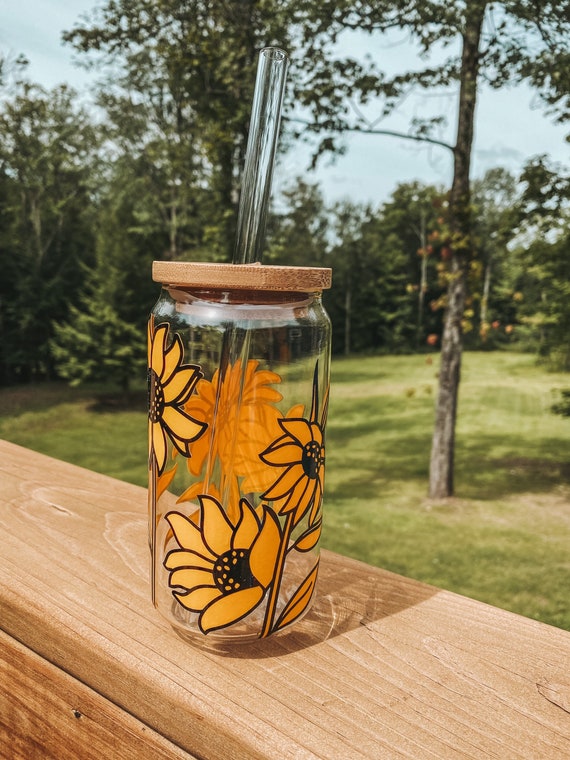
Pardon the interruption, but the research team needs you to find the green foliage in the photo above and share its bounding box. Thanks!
[513,156,570,369]
[295,1,570,152]
[267,179,447,355]
[50,183,155,390]
[51,301,144,391]
[466,168,521,347]
[266,179,331,267]
[0,79,99,384]
[63,0,299,261]
[2,0,569,395]
[551,389,570,417]
[513,233,570,370]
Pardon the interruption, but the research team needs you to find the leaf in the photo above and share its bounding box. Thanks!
[156,463,177,500]
[292,520,322,552]
[273,561,319,632]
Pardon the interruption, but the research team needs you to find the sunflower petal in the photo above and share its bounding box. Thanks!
[174,587,220,612]
[249,508,282,588]
[156,464,177,501]
[309,480,323,522]
[152,421,168,474]
[162,406,207,445]
[262,464,304,500]
[147,318,154,366]
[233,499,261,549]
[200,495,234,556]
[279,474,314,521]
[274,561,319,631]
[164,549,214,571]
[150,324,168,378]
[166,511,215,558]
[163,365,202,404]
[199,587,263,634]
[169,567,214,590]
[293,521,322,552]
[162,332,184,383]
[186,434,210,476]
[309,422,323,445]
[260,440,302,466]
[279,417,313,445]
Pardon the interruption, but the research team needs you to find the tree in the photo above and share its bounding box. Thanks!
[470,168,521,346]
[51,281,145,392]
[327,201,368,356]
[0,79,99,383]
[326,183,447,356]
[266,178,331,267]
[374,182,444,350]
[513,155,570,369]
[295,0,570,497]
[50,151,164,390]
[64,0,299,261]
[268,180,435,356]
[513,231,570,370]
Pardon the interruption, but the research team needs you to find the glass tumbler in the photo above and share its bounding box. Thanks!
[148,261,332,646]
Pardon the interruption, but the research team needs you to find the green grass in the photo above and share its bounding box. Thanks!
[1,352,569,630]
[324,352,570,630]
[0,385,149,487]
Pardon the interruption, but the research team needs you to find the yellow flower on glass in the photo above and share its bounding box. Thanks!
[164,495,282,634]
[148,322,207,475]
[181,359,283,512]
[260,366,328,527]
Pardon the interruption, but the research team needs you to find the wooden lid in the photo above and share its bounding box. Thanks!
[152,261,332,292]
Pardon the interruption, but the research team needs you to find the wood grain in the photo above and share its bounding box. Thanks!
[0,631,195,760]
[152,260,332,291]
[1,440,569,759]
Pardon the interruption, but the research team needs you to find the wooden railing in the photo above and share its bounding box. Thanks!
[1,439,569,759]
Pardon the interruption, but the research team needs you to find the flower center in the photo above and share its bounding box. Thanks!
[148,368,165,423]
[213,549,256,594]
[301,440,324,479]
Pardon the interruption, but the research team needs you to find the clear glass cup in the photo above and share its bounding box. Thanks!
[148,262,331,647]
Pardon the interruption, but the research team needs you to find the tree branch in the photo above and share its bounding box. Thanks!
[286,117,454,152]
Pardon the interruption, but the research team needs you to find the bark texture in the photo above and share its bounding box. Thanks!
[429,4,486,498]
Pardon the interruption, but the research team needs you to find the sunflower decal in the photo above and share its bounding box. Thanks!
[148,321,207,475]
[180,359,283,516]
[164,495,281,634]
[260,364,328,527]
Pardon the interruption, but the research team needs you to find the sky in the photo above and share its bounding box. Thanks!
[2,0,568,207]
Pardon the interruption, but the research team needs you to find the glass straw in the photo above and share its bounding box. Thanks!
[233,47,289,264]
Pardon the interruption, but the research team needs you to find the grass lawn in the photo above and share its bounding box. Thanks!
[1,351,569,630]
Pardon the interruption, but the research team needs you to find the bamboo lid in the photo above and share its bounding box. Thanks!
[152,261,332,292]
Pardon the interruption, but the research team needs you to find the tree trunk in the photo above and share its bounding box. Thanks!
[344,275,352,356]
[429,4,486,499]
[417,208,427,348]
[169,183,178,259]
[480,256,492,332]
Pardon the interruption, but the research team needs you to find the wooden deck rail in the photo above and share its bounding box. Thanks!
[1,438,569,759]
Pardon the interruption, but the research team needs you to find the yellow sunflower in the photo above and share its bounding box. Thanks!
[181,359,283,513]
[260,365,328,527]
[164,495,282,634]
[148,321,207,475]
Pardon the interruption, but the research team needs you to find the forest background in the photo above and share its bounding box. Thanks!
[1,1,568,389]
